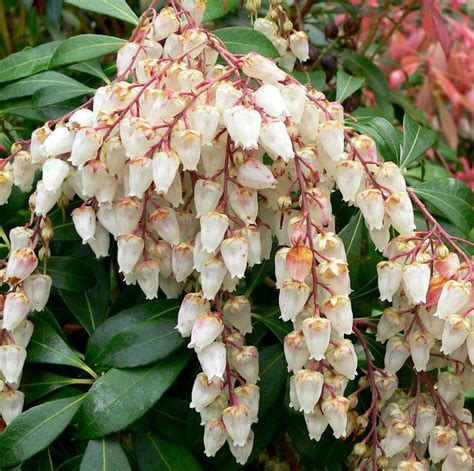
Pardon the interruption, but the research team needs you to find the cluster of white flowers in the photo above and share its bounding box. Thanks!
[0,0,472,467]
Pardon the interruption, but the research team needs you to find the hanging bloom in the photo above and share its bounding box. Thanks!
[284,331,309,372]
[223,106,261,149]
[289,31,309,62]
[385,191,416,236]
[441,446,472,471]
[415,405,437,443]
[203,419,228,457]
[325,340,358,380]
[69,128,101,168]
[188,311,223,351]
[302,317,331,361]
[194,180,223,218]
[319,121,345,162]
[150,207,181,246]
[441,314,470,355]
[254,84,288,118]
[259,120,295,162]
[176,293,210,337]
[23,274,52,311]
[171,243,194,282]
[199,212,229,254]
[402,263,431,305]
[71,206,96,244]
[135,260,160,299]
[188,105,220,146]
[321,295,353,336]
[0,390,25,425]
[222,296,252,335]
[293,369,324,413]
[9,227,34,252]
[384,337,410,374]
[0,345,27,384]
[222,404,252,447]
[233,346,259,384]
[4,247,38,284]
[428,426,457,464]
[200,257,227,299]
[374,370,398,402]
[197,342,226,381]
[241,52,286,83]
[335,160,364,203]
[279,280,310,322]
[236,157,276,189]
[117,234,144,274]
[434,280,471,320]
[286,245,313,282]
[220,237,249,279]
[304,406,329,441]
[375,162,406,193]
[229,187,258,226]
[356,189,385,230]
[321,396,350,439]
[190,373,221,412]
[383,420,415,457]
[408,330,434,372]
[377,261,403,302]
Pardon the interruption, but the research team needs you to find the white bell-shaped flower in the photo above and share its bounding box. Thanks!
[44,125,74,156]
[377,261,403,302]
[9,227,34,251]
[321,396,350,439]
[326,340,358,380]
[441,446,472,471]
[88,222,110,259]
[374,370,398,402]
[23,273,52,312]
[437,371,463,405]
[11,320,34,348]
[0,390,25,425]
[375,162,406,193]
[188,105,220,146]
[4,247,38,283]
[415,405,437,443]
[150,207,181,246]
[384,337,410,374]
[223,106,261,149]
[434,280,471,320]
[385,191,416,236]
[377,309,406,343]
[12,151,36,192]
[135,260,160,300]
[188,312,223,351]
[428,426,457,464]
[402,263,431,305]
[242,52,285,84]
[153,7,179,41]
[356,189,385,230]
[203,419,228,457]
[233,346,259,384]
[222,297,252,335]
[0,167,13,205]
[35,181,60,216]
[335,160,364,203]
[69,128,101,169]
[71,206,96,244]
[408,330,434,372]
[117,234,144,274]
[194,180,223,218]
[200,257,227,300]
[284,331,310,372]
[0,345,27,384]
[259,120,295,162]
[229,187,258,226]
[190,373,221,412]
[279,280,310,322]
[152,151,180,194]
[293,369,324,413]
[254,84,288,119]
[383,420,415,457]
[228,429,254,465]
[280,83,306,123]
[289,31,309,61]
[321,295,353,336]
[302,317,331,361]
[128,157,153,198]
[197,341,226,381]
[319,121,345,161]
[304,406,328,441]
[237,158,276,189]
[171,243,194,282]
[222,404,252,447]
[176,293,210,338]
[2,292,30,331]
[199,212,229,253]
[220,237,249,279]
[171,129,202,171]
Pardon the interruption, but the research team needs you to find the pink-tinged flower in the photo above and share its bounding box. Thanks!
[279,280,310,322]
[242,52,285,84]
[220,237,249,279]
[434,279,471,319]
[176,293,210,338]
[284,331,310,372]
[171,129,202,171]
[233,384,260,424]
[188,312,223,352]
[171,243,194,283]
[233,346,259,384]
[293,369,324,413]
[222,403,252,447]
[321,396,350,439]
[72,206,96,244]
[197,341,226,381]
[383,420,415,457]
[200,257,227,300]
[286,245,313,282]
[428,426,457,464]
[116,234,144,274]
[203,419,228,457]
[236,158,276,190]
[4,247,38,284]
[150,207,181,246]
[302,317,331,361]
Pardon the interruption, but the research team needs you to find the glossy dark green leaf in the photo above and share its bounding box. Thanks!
[339,211,364,284]
[50,35,126,68]
[204,0,239,21]
[20,449,53,471]
[213,27,279,58]
[258,344,287,415]
[45,256,95,292]
[33,83,95,107]
[149,399,189,445]
[65,0,139,25]
[0,395,85,468]
[400,114,437,168]
[27,318,96,378]
[0,71,83,101]
[411,178,474,236]
[99,318,184,368]
[252,306,290,342]
[347,116,401,163]
[56,455,83,471]
[80,437,131,471]
[336,69,365,102]
[244,258,274,297]
[133,430,202,471]
[60,258,110,334]
[21,369,93,404]
[0,99,50,121]
[75,351,190,439]
[68,59,110,83]
[86,299,180,367]
[0,42,62,83]
[291,70,326,91]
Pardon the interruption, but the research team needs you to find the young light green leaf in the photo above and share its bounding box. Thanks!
[0,395,85,468]
[50,35,126,68]
[0,42,62,83]
[59,259,110,335]
[80,437,131,471]
[258,344,287,415]
[98,318,184,368]
[134,431,202,471]
[291,70,326,90]
[68,59,110,83]
[336,69,365,103]
[203,0,239,22]
[400,114,437,168]
[65,0,139,25]
[0,71,84,101]
[75,351,190,439]
[45,256,95,292]
[213,27,279,58]
[33,83,95,108]
[411,178,474,236]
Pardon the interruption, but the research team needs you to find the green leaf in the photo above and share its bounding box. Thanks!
[411,178,474,236]
[86,299,180,367]
[0,99,50,121]
[46,256,95,292]
[33,83,95,107]
[291,70,326,90]
[339,212,364,284]
[80,437,131,471]
[244,258,274,297]
[0,395,85,468]
[0,71,84,101]
[50,35,126,68]
[343,51,393,118]
[252,306,290,342]
[56,455,83,471]
[27,318,95,377]
[149,399,189,445]
[400,114,437,168]
[134,431,202,471]
[99,318,184,368]
[21,369,92,404]
[75,351,190,439]
[203,0,239,22]
[59,259,110,335]
[258,344,287,415]
[68,59,110,83]
[0,42,62,83]
[65,0,139,25]
[213,27,279,58]
[21,449,53,471]
[347,116,401,163]
[336,69,365,103]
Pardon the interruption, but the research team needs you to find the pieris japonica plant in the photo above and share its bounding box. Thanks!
[0,0,472,469]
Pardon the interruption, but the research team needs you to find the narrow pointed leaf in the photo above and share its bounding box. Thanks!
[400,114,437,168]
[213,27,279,57]
[45,256,95,292]
[291,70,326,90]
[80,437,131,471]
[65,0,139,25]
[339,211,364,284]
[68,59,110,83]
[258,344,287,415]
[336,69,365,102]
[204,0,239,21]
[33,83,95,107]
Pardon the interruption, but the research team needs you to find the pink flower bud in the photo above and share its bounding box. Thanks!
[319,121,345,162]
[176,293,210,337]
[233,346,259,384]
[44,125,74,156]
[199,212,229,254]
[220,237,249,279]
[356,189,385,230]
[0,344,27,384]
[72,206,96,244]
[321,396,350,439]
[402,263,431,305]
[384,337,410,374]
[23,273,52,312]
[4,247,38,284]
[302,317,331,361]
[11,320,34,348]
[69,128,101,168]
[383,420,415,457]
[286,245,313,282]
[435,280,471,320]
[284,331,309,372]
[228,430,254,465]
[117,234,144,274]
[442,446,472,471]
[197,342,226,382]
[189,105,220,146]
[304,406,328,441]
[428,426,457,463]
[326,340,358,380]
[321,295,353,336]
[408,330,434,372]
[293,369,324,413]
[135,260,160,300]
[415,405,437,443]
[223,296,252,335]
[0,389,24,424]
[200,257,227,300]
[222,403,252,447]
[377,261,403,302]
[279,280,310,322]
[289,31,309,61]
[441,314,470,355]
[2,292,30,331]
[236,158,276,189]
[259,120,294,162]
[189,373,221,412]
[223,106,261,150]
[241,52,285,84]
[204,419,228,457]
[150,207,181,246]
[188,312,223,351]
[152,150,180,195]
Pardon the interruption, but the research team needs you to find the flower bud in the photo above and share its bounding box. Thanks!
[188,312,223,351]
[377,261,402,302]
[435,280,471,320]
[222,404,252,447]
[356,189,384,230]
[0,390,25,424]
[242,52,285,84]
[23,273,52,312]
[197,342,226,381]
[402,263,431,305]
[150,207,181,246]
[221,237,249,279]
[117,234,144,274]
[259,120,295,162]
[236,157,276,189]
[135,260,160,300]
[4,247,38,284]
[200,212,229,254]
[384,420,415,457]
[289,31,309,62]
[415,405,437,443]
[203,419,228,457]
[385,191,416,236]
[0,345,27,384]
[429,426,457,463]
[326,340,358,380]
[279,280,310,322]
[384,337,410,374]
[284,331,309,372]
[71,206,96,244]
[302,317,331,361]
[321,396,350,439]
[441,314,470,355]
[321,295,353,336]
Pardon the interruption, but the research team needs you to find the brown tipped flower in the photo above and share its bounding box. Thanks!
[286,245,313,282]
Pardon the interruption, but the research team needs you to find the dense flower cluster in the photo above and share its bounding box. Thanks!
[0,0,472,467]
